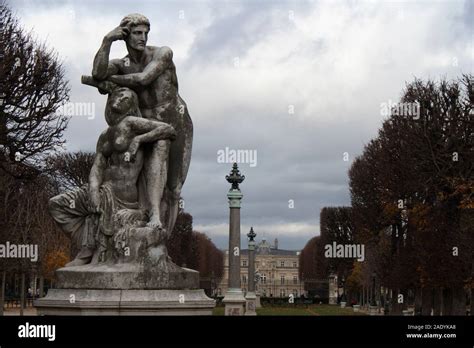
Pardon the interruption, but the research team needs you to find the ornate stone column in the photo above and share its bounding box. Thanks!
[223,163,246,315]
[245,227,257,315]
[328,273,338,305]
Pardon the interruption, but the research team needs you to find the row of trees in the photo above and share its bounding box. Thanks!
[300,75,473,315]
[0,2,71,314]
[168,211,224,294]
[299,207,354,292]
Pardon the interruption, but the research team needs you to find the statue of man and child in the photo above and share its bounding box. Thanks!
[49,13,193,268]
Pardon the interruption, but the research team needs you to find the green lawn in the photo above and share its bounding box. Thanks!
[212,304,366,316]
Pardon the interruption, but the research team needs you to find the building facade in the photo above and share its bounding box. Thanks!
[217,238,305,298]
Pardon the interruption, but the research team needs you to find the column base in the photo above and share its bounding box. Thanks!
[255,292,262,308]
[223,288,246,316]
[245,291,257,316]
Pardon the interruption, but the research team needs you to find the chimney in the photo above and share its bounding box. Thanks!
[274,238,278,250]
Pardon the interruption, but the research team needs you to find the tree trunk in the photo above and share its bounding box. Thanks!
[32,275,37,300]
[392,289,402,314]
[443,288,453,315]
[20,273,25,316]
[451,287,465,315]
[0,271,5,316]
[470,288,474,316]
[433,288,442,315]
[401,289,408,311]
[365,285,369,309]
[421,287,432,315]
[39,276,44,298]
[414,287,422,315]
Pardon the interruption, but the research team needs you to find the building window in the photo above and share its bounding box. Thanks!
[280,261,285,267]
[280,275,285,285]
[261,273,266,284]
[293,261,297,268]
[293,275,298,284]
[242,275,247,284]
[293,289,298,297]
[218,288,221,296]
[280,289,286,297]
[242,260,247,267]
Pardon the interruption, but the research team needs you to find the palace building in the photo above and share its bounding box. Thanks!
[217,238,305,298]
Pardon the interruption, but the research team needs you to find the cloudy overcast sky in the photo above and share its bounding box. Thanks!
[11,0,473,250]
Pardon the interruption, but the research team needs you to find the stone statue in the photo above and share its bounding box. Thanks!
[35,14,214,315]
[91,13,193,235]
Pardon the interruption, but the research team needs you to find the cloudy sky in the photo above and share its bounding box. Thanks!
[11,0,473,250]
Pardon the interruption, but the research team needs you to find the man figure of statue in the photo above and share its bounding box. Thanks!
[91,13,193,235]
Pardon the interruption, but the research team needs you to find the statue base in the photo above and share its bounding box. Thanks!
[34,259,215,315]
[222,288,246,316]
[54,262,199,289]
[34,289,215,315]
[245,291,257,316]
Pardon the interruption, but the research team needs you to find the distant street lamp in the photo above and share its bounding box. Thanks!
[245,227,257,315]
[222,163,246,315]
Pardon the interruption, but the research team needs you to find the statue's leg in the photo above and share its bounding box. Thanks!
[48,186,96,266]
[165,96,193,235]
[144,139,170,229]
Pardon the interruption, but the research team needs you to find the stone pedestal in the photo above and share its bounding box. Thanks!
[35,288,214,315]
[256,292,262,308]
[53,262,199,289]
[34,261,215,315]
[369,305,379,316]
[245,291,257,316]
[328,273,338,305]
[223,288,246,316]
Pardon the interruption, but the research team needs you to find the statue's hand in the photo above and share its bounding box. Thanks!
[89,189,101,213]
[105,25,129,42]
[165,125,177,141]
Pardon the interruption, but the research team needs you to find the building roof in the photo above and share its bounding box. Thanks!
[222,238,301,256]
[241,248,299,256]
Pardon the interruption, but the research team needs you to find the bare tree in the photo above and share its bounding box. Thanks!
[0,2,69,180]
[49,151,95,190]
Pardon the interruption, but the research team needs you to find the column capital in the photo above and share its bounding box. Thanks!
[227,189,243,208]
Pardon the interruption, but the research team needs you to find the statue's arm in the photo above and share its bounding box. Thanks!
[92,26,128,80]
[89,151,106,189]
[125,117,176,158]
[129,117,176,141]
[108,47,173,88]
[88,134,107,212]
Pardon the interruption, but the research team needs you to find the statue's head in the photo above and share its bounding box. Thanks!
[105,87,141,125]
[120,13,150,52]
